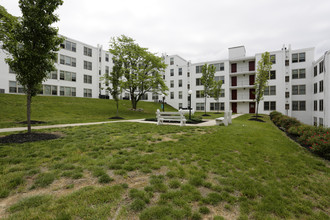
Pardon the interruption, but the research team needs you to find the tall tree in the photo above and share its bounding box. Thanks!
[103,59,123,118]
[109,35,168,110]
[211,79,223,113]
[0,1,63,133]
[201,63,216,116]
[254,52,272,117]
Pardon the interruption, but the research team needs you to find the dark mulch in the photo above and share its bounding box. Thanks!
[249,117,265,122]
[17,120,46,125]
[144,118,205,124]
[0,132,61,144]
[213,112,222,114]
[109,116,125,120]
[202,114,211,116]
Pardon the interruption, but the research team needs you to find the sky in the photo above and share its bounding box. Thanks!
[2,0,330,63]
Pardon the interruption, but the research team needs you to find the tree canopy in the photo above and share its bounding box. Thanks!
[109,35,168,110]
[201,63,216,115]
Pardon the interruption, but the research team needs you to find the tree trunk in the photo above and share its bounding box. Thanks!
[116,100,119,117]
[204,94,207,115]
[256,101,259,118]
[217,100,220,113]
[27,91,32,133]
[131,98,137,110]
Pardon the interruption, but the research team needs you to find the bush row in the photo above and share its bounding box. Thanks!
[270,111,330,160]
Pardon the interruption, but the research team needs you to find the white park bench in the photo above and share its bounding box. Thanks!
[215,111,232,126]
[156,109,186,126]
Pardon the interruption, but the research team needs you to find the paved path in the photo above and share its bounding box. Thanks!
[0,114,243,133]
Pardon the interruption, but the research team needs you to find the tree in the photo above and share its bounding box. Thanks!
[0,1,63,133]
[254,52,272,117]
[109,35,168,110]
[201,63,216,116]
[211,79,223,113]
[103,59,123,118]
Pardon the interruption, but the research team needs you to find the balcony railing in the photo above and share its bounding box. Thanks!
[231,94,254,101]
[231,81,254,88]
[231,67,255,74]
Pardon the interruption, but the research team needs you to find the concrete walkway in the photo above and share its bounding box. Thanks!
[0,114,243,133]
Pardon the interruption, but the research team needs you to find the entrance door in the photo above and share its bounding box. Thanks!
[249,75,255,85]
[231,76,237,86]
[249,89,255,99]
[249,102,255,113]
[231,90,237,100]
[232,103,237,113]
[231,63,237,73]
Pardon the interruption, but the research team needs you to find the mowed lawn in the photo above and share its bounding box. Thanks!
[0,94,177,128]
[0,115,329,219]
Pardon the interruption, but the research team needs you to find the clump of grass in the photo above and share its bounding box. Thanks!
[189,176,203,187]
[150,175,167,192]
[129,189,151,212]
[214,216,225,220]
[32,172,56,188]
[140,205,191,220]
[202,192,222,205]
[0,188,10,198]
[192,212,202,220]
[98,174,113,184]
[9,195,51,213]
[130,199,146,212]
[168,180,181,189]
[199,206,210,214]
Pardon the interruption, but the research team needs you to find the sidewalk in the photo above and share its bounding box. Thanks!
[0,114,243,133]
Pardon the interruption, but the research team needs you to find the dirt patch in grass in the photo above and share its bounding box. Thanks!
[0,132,63,144]
[207,203,240,219]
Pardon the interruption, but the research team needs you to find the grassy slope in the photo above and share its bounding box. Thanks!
[0,94,177,128]
[0,115,329,219]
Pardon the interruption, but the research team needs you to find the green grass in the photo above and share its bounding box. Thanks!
[0,94,177,128]
[0,114,329,219]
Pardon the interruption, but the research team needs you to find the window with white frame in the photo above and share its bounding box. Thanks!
[60,40,76,52]
[40,85,57,96]
[292,52,305,63]
[152,93,158,101]
[84,46,92,57]
[196,90,204,98]
[170,57,174,65]
[210,102,224,111]
[84,61,92,70]
[292,101,306,111]
[84,75,92,84]
[170,92,174,99]
[178,80,182,87]
[170,69,174,76]
[178,91,182,99]
[60,55,76,67]
[105,66,109,74]
[292,69,305,79]
[319,60,324,73]
[47,70,58,80]
[285,92,290,98]
[264,86,276,96]
[314,66,317,77]
[314,83,318,94]
[319,118,324,127]
[319,99,323,111]
[105,54,109,62]
[264,101,276,111]
[196,78,202,86]
[319,80,323,92]
[178,103,182,109]
[269,70,276,80]
[140,93,148,100]
[196,65,203,73]
[60,70,76,82]
[196,103,204,110]
[9,81,24,93]
[292,85,306,95]
[178,68,182,76]
[60,86,76,97]
[314,100,317,111]
[170,80,174,88]
[210,63,225,72]
[270,55,276,64]
[215,76,225,84]
[313,117,317,126]
[83,88,92,98]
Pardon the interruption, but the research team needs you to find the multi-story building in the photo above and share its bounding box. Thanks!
[0,35,329,127]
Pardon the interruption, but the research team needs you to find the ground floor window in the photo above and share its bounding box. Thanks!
[84,88,92,98]
[319,118,323,127]
[292,101,306,111]
[60,86,76,97]
[196,103,204,111]
[210,102,224,111]
[140,93,148,100]
[9,81,24,94]
[264,101,276,111]
[40,85,57,96]
[313,117,317,126]
[178,103,182,109]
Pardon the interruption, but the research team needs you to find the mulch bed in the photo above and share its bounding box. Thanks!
[249,116,265,122]
[109,116,125,119]
[0,132,61,144]
[17,120,46,125]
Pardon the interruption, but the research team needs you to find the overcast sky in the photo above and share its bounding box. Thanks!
[2,0,330,63]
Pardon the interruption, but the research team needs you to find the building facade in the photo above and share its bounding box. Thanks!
[0,36,329,127]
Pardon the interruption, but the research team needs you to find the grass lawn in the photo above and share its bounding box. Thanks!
[0,114,329,219]
[0,94,177,128]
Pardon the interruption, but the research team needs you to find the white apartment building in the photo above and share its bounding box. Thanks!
[0,35,329,127]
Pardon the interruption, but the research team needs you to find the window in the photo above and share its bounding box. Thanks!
[264,86,276,96]
[170,57,174,65]
[210,102,224,111]
[292,85,305,95]
[264,101,276,111]
[84,61,92,70]
[170,80,174,88]
[170,92,174,99]
[285,76,290,82]
[84,75,92,84]
[40,85,57,96]
[170,69,174,76]
[269,70,276,80]
[314,66,317,77]
[292,52,305,63]
[285,104,290,110]
[105,66,109,74]
[196,103,204,111]
[319,118,324,127]
[178,103,183,109]
[47,70,58,80]
[60,40,76,52]
[319,99,323,111]
[9,67,15,74]
[314,83,318,94]
[178,80,182,87]
[9,81,24,93]
[314,117,318,126]
[60,70,76,82]
[285,92,290,98]
[285,60,289,66]
[187,84,190,89]
[292,69,305,79]
[270,55,276,64]
[196,90,204,98]
[319,60,324,73]
[196,65,203,73]
[178,68,182,76]
[178,91,182,99]
[60,86,76,97]
[210,63,224,71]
[105,54,109,62]
[140,93,148,100]
[292,101,306,111]
[152,93,158,101]
[215,76,225,84]
[319,80,323,92]
[314,100,317,111]
[60,55,76,67]
[83,47,92,57]
[196,78,202,86]
[83,88,92,98]
[187,72,190,77]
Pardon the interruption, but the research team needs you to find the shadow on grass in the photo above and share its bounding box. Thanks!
[0,132,61,144]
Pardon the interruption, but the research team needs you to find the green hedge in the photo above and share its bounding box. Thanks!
[270,111,329,160]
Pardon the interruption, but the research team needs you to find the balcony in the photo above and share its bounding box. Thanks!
[230,94,255,103]
[231,67,255,75]
[230,81,254,89]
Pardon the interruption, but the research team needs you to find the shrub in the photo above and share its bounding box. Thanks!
[278,116,301,130]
